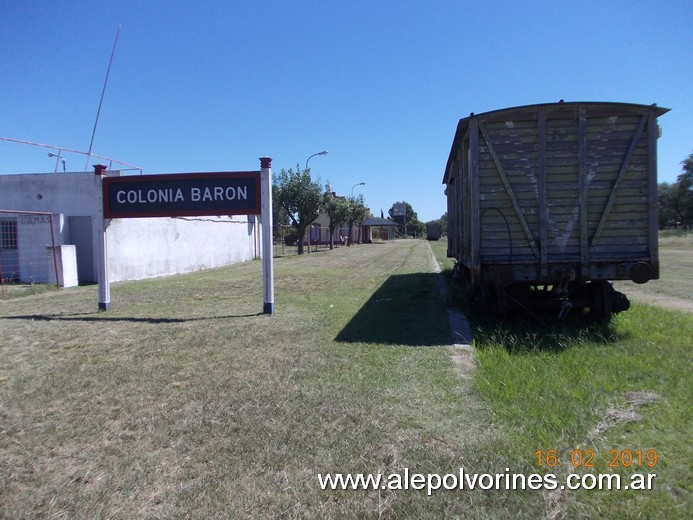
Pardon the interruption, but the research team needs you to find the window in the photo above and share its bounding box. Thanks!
[1,219,18,250]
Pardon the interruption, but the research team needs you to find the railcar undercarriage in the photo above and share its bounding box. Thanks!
[468,279,630,322]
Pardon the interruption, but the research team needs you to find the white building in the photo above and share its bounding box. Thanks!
[0,171,261,286]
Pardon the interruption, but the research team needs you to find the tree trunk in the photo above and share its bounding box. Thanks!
[297,224,305,255]
[328,224,336,250]
[347,222,354,246]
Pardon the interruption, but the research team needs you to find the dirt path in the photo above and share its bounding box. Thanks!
[425,241,473,346]
[614,282,693,313]
[616,234,693,313]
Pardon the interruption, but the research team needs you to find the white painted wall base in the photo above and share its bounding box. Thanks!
[47,244,79,287]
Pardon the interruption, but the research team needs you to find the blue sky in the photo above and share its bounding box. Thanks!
[1,1,691,222]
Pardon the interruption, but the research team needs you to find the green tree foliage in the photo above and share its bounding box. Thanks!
[388,201,426,237]
[345,195,368,246]
[273,167,323,254]
[658,182,679,228]
[271,184,291,240]
[424,213,447,237]
[323,184,350,250]
[658,151,693,228]
[677,152,693,226]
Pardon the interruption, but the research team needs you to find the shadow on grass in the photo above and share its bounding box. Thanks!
[470,315,623,354]
[335,273,450,346]
[436,269,625,354]
[3,312,263,324]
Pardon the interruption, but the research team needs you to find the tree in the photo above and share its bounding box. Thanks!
[272,183,291,241]
[273,167,323,254]
[388,201,425,237]
[424,212,447,235]
[658,182,678,228]
[323,184,350,250]
[440,212,447,236]
[676,151,693,227]
[658,151,693,228]
[424,212,447,239]
[345,195,368,246]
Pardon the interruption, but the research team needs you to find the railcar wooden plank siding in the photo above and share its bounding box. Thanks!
[443,101,669,320]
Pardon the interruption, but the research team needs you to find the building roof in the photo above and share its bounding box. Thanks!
[362,217,398,226]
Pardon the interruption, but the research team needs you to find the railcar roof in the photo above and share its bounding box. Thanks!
[443,101,670,184]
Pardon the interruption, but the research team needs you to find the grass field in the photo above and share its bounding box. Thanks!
[1,239,690,518]
[614,230,693,312]
[0,283,58,300]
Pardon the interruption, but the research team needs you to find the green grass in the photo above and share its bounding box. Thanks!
[651,230,693,300]
[0,282,58,300]
[466,306,691,518]
[429,238,692,519]
[615,230,693,310]
[0,241,501,518]
[1,239,690,518]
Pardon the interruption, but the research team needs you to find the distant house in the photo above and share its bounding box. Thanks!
[312,192,362,246]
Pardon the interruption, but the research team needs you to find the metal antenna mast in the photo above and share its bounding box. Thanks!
[85,24,121,171]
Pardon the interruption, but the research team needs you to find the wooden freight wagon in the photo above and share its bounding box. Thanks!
[443,101,669,320]
[426,222,442,240]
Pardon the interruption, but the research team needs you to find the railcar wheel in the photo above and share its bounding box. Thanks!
[590,281,613,322]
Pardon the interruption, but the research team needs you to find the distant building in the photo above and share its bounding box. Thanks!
[361,216,398,242]
[312,192,362,246]
[0,171,261,285]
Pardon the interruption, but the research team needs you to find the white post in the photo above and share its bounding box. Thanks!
[93,168,111,310]
[260,157,274,314]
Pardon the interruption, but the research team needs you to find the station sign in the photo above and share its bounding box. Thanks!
[103,171,261,219]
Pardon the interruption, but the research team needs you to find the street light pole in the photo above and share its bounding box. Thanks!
[306,150,328,171]
[48,152,64,173]
[351,181,365,197]
[303,150,328,254]
[350,182,366,245]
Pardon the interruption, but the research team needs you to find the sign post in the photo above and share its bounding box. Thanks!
[103,171,261,219]
[95,172,111,311]
[260,157,274,314]
[98,164,273,314]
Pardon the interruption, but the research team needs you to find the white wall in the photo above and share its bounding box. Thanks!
[15,212,63,283]
[0,172,97,237]
[106,215,259,282]
[47,245,79,287]
[0,172,260,283]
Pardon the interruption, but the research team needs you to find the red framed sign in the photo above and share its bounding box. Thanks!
[103,171,261,219]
